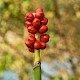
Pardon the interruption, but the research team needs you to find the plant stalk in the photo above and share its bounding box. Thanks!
[34,34,41,80]
[34,50,41,80]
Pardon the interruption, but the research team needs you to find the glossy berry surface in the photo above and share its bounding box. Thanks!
[25,12,34,22]
[32,18,40,29]
[34,41,41,50]
[40,34,49,42]
[25,21,32,27]
[28,35,36,44]
[40,42,46,49]
[39,25,48,34]
[41,17,48,25]
[35,12,44,20]
[36,8,43,13]
[28,26,37,34]
[28,48,34,53]
[25,40,34,48]
[29,34,35,38]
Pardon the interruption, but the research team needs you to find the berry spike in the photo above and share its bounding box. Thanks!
[25,8,49,80]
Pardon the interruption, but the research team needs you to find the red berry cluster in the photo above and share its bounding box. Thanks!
[25,8,49,53]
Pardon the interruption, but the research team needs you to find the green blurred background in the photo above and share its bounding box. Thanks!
[0,0,80,80]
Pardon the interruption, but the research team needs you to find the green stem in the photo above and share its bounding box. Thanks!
[34,50,41,80]
[33,33,41,80]
[34,50,40,64]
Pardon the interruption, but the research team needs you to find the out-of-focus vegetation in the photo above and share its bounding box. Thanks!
[0,0,80,80]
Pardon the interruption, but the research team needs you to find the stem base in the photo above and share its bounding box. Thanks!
[34,66,41,80]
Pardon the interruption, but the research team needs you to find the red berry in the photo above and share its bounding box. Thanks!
[41,17,48,25]
[34,41,41,50]
[36,8,43,13]
[33,18,40,29]
[25,12,34,22]
[25,21,32,28]
[40,34,49,42]
[25,40,34,48]
[28,35,36,44]
[29,34,35,37]
[40,42,46,49]
[39,25,48,34]
[28,48,34,53]
[35,12,44,20]
[28,26,37,34]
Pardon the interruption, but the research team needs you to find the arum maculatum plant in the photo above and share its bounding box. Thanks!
[25,8,49,80]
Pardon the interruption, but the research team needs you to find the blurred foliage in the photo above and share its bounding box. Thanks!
[0,0,80,80]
